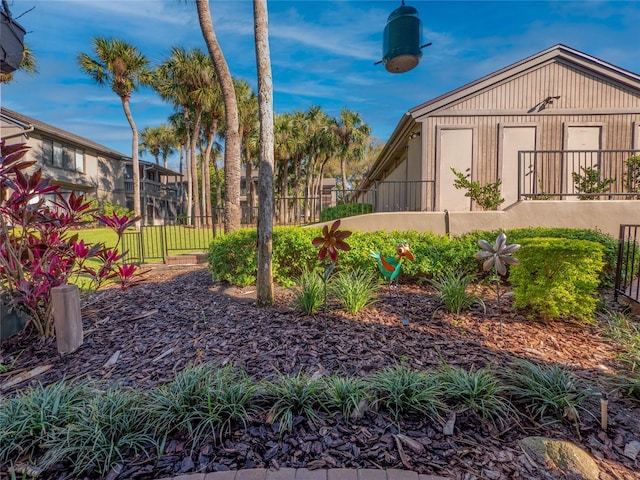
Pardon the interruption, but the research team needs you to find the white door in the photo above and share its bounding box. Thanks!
[501,126,536,208]
[438,128,473,211]
[566,126,602,196]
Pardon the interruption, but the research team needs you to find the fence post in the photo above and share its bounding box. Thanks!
[52,285,83,354]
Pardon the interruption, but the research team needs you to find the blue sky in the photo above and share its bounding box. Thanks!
[1,0,639,171]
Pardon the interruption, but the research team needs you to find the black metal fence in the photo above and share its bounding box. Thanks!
[519,149,640,200]
[615,224,640,304]
[122,216,216,264]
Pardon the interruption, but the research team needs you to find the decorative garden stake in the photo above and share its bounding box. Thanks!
[474,233,520,335]
[371,241,414,325]
[312,219,352,311]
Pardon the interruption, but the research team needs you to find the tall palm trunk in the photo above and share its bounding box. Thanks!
[196,0,241,233]
[190,108,202,226]
[122,98,142,228]
[244,142,255,223]
[203,121,218,224]
[254,0,274,306]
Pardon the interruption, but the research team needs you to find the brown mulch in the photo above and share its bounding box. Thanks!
[1,264,639,479]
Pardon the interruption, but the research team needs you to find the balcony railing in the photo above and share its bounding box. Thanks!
[124,179,179,198]
[518,150,640,200]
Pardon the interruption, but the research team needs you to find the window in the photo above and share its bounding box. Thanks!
[74,149,84,172]
[41,138,85,172]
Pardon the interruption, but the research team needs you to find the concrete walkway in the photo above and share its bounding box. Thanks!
[166,468,449,480]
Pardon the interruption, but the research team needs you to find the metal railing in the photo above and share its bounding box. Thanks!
[615,224,640,304]
[519,150,640,200]
[122,215,216,264]
[124,179,179,198]
[349,180,436,212]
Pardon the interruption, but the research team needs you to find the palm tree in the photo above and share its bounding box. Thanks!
[331,108,371,202]
[254,0,275,306]
[78,37,153,227]
[195,0,242,233]
[158,124,178,170]
[155,47,218,225]
[139,126,162,164]
[0,43,36,84]
[235,79,259,223]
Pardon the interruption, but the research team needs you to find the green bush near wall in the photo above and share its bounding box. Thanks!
[320,203,374,222]
[509,237,605,322]
[207,227,616,289]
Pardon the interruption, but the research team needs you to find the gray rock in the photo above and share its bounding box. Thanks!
[623,440,640,460]
[520,436,600,480]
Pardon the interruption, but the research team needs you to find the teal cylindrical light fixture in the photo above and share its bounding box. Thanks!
[381,1,426,74]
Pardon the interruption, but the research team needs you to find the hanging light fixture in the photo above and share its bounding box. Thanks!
[376,1,431,74]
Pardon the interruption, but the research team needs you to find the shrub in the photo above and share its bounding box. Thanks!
[509,237,604,321]
[0,142,139,338]
[263,372,324,432]
[321,375,370,420]
[451,167,504,211]
[572,166,615,200]
[321,202,373,222]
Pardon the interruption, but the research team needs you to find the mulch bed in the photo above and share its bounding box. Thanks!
[1,265,639,479]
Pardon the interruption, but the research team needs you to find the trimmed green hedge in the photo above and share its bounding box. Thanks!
[510,237,605,321]
[208,226,617,289]
[320,203,374,222]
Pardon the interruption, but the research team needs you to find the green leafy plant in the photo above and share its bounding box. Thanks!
[572,166,615,200]
[321,375,370,421]
[264,371,324,432]
[321,202,373,222]
[369,364,442,423]
[429,270,485,316]
[329,267,379,314]
[509,237,604,321]
[291,269,326,314]
[146,364,219,447]
[504,360,589,429]
[42,387,154,476]
[598,310,640,371]
[474,233,520,334]
[451,167,504,211]
[624,154,640,196]
[436,365,513,425]
[0,380,89,465]
[0,141,140,338]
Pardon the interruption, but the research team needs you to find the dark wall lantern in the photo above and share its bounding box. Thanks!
[377,1,431,74]
[1,9,26,74]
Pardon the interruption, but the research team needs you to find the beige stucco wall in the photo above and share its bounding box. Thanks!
[325,200,640,238]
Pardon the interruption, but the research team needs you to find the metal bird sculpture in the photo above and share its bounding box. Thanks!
[371,241,415,292]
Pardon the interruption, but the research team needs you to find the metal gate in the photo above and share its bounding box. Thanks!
[122,216,217,265]
[615,224,640,304]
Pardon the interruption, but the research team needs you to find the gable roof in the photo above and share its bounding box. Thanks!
[1,107,128,159]
[410,44,640,118]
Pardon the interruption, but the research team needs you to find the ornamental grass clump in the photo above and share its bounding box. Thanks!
[264,371,324,433]
[146,364,219,447]
[0,380,89,465]
[321,375,370,421]
[291,269,325,314]
[369,364,442,424]
[41,387,154,477]
[429,270,485,316]
[504,360,589,428]
[436,365,513,426]
[329,267,379,314]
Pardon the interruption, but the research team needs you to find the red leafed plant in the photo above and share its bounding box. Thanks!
[0,141,140,338]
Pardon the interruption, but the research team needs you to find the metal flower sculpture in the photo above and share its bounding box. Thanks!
[312,219,352,311]
[312,219,352,264]
[474,233,520,335]
[474,233,520,276]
